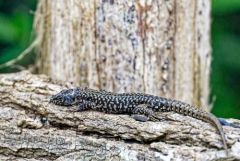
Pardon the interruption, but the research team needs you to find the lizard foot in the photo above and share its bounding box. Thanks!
[131,114,149,122]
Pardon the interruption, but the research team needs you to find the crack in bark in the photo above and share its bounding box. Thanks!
[0,147,58,160]
[0,71,240,160]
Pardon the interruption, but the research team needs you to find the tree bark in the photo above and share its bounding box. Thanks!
[0,71,240,161]
[35,0,211,110]
[6,0,236,160]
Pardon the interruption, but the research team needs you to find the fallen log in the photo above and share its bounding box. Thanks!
[0,71,239,161]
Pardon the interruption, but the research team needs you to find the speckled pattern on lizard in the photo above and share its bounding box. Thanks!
[50,87,228,152]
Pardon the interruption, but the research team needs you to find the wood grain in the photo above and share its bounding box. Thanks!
[0,71,239,160]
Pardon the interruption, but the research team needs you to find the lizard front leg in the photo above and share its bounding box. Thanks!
[77,100,105,113]
[77,100,96,111]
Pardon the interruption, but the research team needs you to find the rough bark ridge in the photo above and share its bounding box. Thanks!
[35,0,211,110]
[0,71,240,161]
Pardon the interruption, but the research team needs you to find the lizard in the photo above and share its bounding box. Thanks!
[49,87,228,152]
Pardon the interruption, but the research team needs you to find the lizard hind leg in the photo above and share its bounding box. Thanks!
[131,104,160,122]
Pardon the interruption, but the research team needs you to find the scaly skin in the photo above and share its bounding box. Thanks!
[50,87,228,152]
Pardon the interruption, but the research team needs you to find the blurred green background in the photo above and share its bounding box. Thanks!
[0,0,239,119]
[211,0,240,119]
[0,0,36,72]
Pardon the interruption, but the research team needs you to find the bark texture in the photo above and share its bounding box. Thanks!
[35,0,211,110]
[0,71,240,161]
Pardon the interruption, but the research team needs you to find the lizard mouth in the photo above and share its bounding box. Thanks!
[49,97,59,105]
[49,95,76,106]
[49,95,63,105]
[49,97,55,103]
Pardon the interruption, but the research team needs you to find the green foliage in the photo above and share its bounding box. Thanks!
[211,1,240,118]
[212,0,240,14]
[0,0,37,72]
[0,13,18,43]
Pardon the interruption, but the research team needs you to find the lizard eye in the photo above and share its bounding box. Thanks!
[50,89,77,106]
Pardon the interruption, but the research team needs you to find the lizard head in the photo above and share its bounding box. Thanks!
[49,89,77,106]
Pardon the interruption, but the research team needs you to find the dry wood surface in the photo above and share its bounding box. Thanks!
[0,71,239,161]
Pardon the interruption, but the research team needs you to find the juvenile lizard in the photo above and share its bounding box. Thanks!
[49,87,228,152]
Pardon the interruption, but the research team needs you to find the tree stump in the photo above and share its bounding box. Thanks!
[35,0,211,110]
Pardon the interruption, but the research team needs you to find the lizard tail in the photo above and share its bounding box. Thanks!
[164,100,228,153]
[202,112,228,153]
